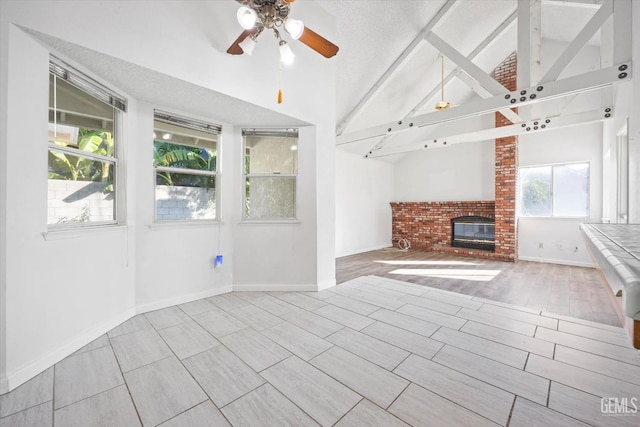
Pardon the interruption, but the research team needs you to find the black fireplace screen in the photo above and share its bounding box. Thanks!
[451,216,495,251]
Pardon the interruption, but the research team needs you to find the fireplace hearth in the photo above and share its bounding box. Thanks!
[451,216,495,251]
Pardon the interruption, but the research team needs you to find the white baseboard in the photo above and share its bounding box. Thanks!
[233,283,319,292]
[136,286,232,314]
[4,286,234,394]
[317,279,336,291]
[336,244,392,258]
[0,376,8,395]
[5,307,136,393]
[518,256,595,268]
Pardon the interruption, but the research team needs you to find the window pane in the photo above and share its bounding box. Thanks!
[245,177,296,219]
[49,126,115,157]
[553,163,589,216]
[49,75,114,134]
[245,136,298,174]
[48,150,115,224]
[520,166,552,217]
[155,173,216,220]
[153,140,216,172]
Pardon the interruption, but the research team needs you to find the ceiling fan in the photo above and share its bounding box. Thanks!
[227,0,339,62]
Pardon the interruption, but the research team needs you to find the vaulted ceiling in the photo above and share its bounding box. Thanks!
[24,0,628,164]
[317,0,627,162]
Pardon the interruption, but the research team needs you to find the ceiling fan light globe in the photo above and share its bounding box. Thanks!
[279,41,295,65]
[237,6,258,30]
[238,36,257,55]
[284,18,305,40]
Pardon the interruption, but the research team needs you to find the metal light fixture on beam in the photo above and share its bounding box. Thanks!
[337,63,631,146]
[365,107,613,159]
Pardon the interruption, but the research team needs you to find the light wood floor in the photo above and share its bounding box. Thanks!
[337,248,621,327]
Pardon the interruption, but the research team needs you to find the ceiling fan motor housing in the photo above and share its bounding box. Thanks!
[244,0,292,29]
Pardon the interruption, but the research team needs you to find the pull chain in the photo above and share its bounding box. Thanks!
[277,60,283,104]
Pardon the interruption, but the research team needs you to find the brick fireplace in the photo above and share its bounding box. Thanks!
[390,53,519,262]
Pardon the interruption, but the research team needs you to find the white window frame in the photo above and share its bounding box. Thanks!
[242,128,299,222]
[518,161,591,219]
[153,110,221,223]
[47,56,126,230]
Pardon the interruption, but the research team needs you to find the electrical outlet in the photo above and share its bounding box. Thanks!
[538,242,544,249]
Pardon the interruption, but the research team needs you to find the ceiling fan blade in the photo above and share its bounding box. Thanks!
[226,28,258,55]
[298,27,339,58]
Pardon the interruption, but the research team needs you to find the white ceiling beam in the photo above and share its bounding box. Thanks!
[540,0,612,83]
[408,11,517,118]
[357,10,518,151]
[529,0,543,118]
[517,0,532,89]
[600,9,614,107]
[336,64,629,146]
[425,32,508,96]
[543,0,602,8]
[368,107,611,158]
[613,0,632,64]
[548,94,579,116]
[456,72,523,123]
[336,0,459,136]
[530,1,542,85]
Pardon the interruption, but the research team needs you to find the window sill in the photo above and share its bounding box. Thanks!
[149,220,222,230]
[239,219,301,225]
[42,224,127,241]
[518,216,590,220]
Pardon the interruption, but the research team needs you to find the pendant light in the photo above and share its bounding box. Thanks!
[435,54,451,110]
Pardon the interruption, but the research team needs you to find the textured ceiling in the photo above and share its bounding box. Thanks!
[24,29,308,129]
[316,0,603,160]
[23,0,604,161]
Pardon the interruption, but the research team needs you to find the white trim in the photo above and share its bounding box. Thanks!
[4,285,233,393]
[518,256,594,268]
[238,219,301,225]
[136,286,232,314]
[317,279,337,291]
[232,283,320,292]
[42,224,127,241]
[5,307,135,392]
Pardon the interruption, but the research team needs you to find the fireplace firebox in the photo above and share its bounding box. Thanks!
[451,216,495,251]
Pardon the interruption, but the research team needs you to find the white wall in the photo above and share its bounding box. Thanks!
[335,149,395,257]
[394,139,496,202]
[2,27,137,392]
[629,1,640,222]
[0,0,336,392]
[518,123,603,267]
[232,126,320,290]
[133,102,235,311]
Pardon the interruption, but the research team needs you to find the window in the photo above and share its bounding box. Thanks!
[48,57,126,227]
[153,111,220,221]
[519,162,589,217]
[243,129,298,220]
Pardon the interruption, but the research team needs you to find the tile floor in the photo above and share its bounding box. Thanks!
[1,275,639,426]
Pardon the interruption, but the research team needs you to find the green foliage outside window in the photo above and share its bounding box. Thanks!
[153,141,216,189]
